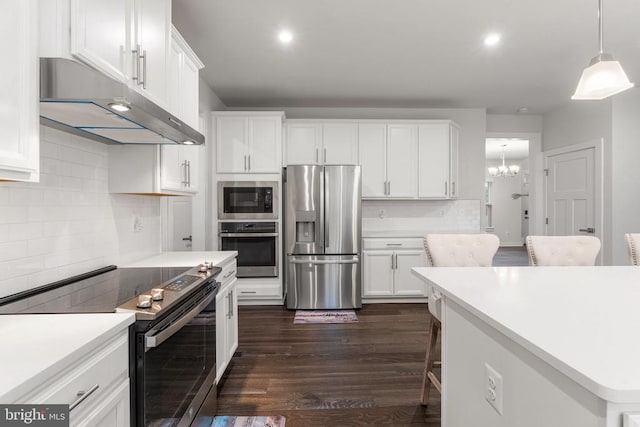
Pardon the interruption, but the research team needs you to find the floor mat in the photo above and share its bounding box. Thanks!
[211,416,286,427]
[294,310,358,324]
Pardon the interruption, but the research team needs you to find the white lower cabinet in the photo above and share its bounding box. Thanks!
[216,258,239,383]
[19,329,130,427]
[363,238,427,299]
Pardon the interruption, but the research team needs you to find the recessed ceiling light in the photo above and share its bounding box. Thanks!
[278,29,293,44]
[484,33,501,47]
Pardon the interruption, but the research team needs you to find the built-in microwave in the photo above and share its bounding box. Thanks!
[218,181,278,220]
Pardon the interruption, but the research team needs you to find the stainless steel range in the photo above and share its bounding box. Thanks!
[0,264,221,427]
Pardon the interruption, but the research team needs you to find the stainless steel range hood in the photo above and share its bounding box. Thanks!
[40,58,204,145]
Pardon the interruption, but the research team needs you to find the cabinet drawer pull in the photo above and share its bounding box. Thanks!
[69,384,99,411]
[386,243,403,246]
[240,291,257,294]
[223,270,235,279]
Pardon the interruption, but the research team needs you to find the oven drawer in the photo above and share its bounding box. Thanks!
[22,330,129,415]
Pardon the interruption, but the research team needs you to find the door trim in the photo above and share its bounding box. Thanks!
[543,138,604,264]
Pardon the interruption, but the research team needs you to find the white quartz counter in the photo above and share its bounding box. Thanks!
[123,251,237,268]
[363,230,427,238]
[0,313,134,402]
[412,266,640,403]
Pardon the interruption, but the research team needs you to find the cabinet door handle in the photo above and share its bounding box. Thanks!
[392,253,397,270]
[452,182,455,196]
[244,155,247,171]
[227,291,234,318]
[187,160,191,187]
[181,161,188,185]
[248,155,251,171]
[445,182,448,196]
[315,148,319,164]
[69,384,99,411]
[140,49,147,89]
[323,148,327,164]
[131,46,140,83]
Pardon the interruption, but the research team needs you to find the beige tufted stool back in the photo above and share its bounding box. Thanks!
[525,236,600,266]
[625,234,640,266]
[420,233,500,407]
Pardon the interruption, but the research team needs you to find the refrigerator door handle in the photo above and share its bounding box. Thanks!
[290,257,360,265]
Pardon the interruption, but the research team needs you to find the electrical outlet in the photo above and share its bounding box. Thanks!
[133,214,143,233]
[485,363,503,415]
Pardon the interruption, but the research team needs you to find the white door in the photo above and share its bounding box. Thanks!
[248,117,281,172]
[180,53,200,129]
[362,251,394,297]
[546,147,595,237]
[394,251,427,296]
[285,123,321,165]
[164,197,192,251]
[449,126,459,198]
[387,124,418,198]
[322,123,358,165]
[358,124,387,198]
[226,282,239,360]
[160,146,183,191]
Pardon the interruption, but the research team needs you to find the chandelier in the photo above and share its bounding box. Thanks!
[488,144,520,178]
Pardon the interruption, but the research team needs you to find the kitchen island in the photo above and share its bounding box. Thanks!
[412,266,640,427]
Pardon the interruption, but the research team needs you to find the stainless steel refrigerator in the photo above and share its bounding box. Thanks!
[284,165,362,309]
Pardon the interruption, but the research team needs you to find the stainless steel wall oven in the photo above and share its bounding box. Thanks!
[219,222,278,277]
[218,181,278,220]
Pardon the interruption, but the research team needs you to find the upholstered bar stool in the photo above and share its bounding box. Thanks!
[625,234,640,265]
[421,233,500,406]
[525,235,601,266]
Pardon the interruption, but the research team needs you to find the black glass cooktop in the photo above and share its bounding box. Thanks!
[0,266,191,314]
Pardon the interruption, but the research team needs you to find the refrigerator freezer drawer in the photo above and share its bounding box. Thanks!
[286,255,361,309]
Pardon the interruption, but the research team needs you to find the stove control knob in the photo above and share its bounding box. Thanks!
[137,295,153,308]
[199,264,208,272]
[150,288,164,301]
[203,261,212,269]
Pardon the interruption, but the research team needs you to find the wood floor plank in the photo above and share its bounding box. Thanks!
[217,303,441,426]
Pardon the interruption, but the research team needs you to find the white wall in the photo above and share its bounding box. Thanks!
[543,100,614,263]
[197,78,226,251]
[486,114,542,133]
[611,90,640,265]
[0,127,161,298]
[231,106,487,202]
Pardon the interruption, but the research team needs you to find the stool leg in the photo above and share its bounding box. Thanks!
[421,314,441,406]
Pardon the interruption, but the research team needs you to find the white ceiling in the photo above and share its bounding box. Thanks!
[486,138,529,160]
[172,0,640,114]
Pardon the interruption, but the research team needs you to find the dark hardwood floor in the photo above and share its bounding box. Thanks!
[217,304,440,426]
[493,246,529,266]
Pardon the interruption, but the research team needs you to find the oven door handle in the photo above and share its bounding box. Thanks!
[219,233,279,237]
[289,257,360,265]
[144,291,215,351]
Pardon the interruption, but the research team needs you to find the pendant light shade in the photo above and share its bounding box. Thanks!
[572,0,633,100]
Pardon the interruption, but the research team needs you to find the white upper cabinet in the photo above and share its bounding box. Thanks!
[168,26,204,129]
[285,123,322,165]
[215,113,284,174]
[131,0,171,108]
[42,0,171,109]
[109,145,199,195]
[386,124,418,198]
[418,121,459,199]
[359,123,418,199]
[0,0,39,183]
[285,121,358,165]
[358,124,387,198]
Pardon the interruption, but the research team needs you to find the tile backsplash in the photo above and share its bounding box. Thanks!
[362,199,481,234]
[0,127,161,298]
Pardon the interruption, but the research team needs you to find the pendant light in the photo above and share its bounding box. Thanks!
[572,0,633,100]
[488,145,520,178]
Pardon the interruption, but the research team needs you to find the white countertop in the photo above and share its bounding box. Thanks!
[0,313,134,402]
[123,251,237,268]
[363,230,427,238]
[412,266,640,403]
